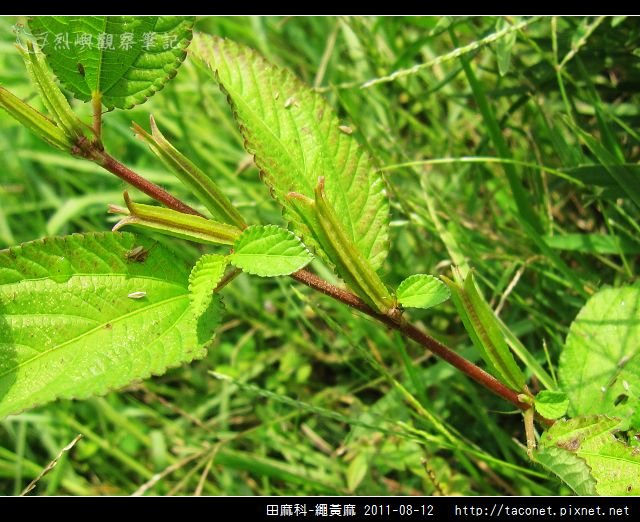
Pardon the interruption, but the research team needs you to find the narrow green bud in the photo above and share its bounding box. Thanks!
[314,177,394,314]
[442,273,526,392]
[0,86,73,151]
[110,192,242,246]
[133,116,246,229]
[288,178,393,314]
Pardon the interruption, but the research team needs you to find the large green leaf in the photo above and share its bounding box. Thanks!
[192,35,390,272]
[559,286,640,423]
[0,232,219,419]
[230,225,313,277]
[28,17,194,109]
[538,416,639,496]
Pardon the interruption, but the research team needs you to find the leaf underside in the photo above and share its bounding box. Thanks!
[191,35,390,273]
[0,232,219,419]
[29,16,195,109]
[535,446,597,496]
[188,253,228,345]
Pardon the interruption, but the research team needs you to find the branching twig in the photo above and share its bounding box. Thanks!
[92,149,550,424]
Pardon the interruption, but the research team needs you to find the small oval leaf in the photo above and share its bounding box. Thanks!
[396,274,450,310]
[346,453,369,492]
[230,225,313,277]
[535,390,569,420]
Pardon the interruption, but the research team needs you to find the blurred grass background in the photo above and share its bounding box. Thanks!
[0,16,638,495]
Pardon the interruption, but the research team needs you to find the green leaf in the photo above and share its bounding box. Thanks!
[535,390,569,420]
[544,233,640,255]
[0,232,220,419]
[192,35,390,273]
[189,254,228,345]
[611,16,627,28]
[538,416,639,496]
[396,274,450,310]
[346,452,369,492]
[565,118,640,210]
[230,225,313,277]
[535,446,597,496]
[28,16,195,109]
[559,286,640,423]
[189,254,228,315]
[630,408,640,432]
[443,273,526,392]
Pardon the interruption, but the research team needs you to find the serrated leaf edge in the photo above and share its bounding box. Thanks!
[230,224,313,277]
[396,274,450,309]
[192,35,390,273]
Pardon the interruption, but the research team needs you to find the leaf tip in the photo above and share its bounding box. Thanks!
[108,204,127,215]
[149,114,159,135]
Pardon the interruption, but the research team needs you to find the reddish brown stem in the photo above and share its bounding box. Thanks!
[95,151,203,217]
[290,269,538,417]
